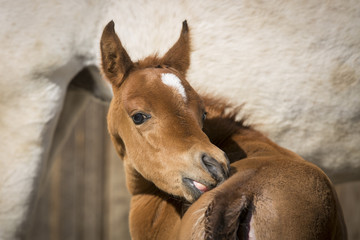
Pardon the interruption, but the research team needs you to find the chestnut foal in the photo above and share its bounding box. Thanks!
[100,21,346,239]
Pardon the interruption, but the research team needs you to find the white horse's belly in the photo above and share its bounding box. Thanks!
[104,0,360,182]
[184,1,360,181]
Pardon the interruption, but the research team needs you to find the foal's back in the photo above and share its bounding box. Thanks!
[211,159,344,239]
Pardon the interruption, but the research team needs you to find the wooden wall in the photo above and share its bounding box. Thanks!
[24,100,131,240]
[25,99,359,240]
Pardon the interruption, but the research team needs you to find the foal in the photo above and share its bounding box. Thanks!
[100,21,346,239]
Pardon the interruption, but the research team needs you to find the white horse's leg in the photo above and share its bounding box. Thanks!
[0,57,85,239]
[0,0,110,236]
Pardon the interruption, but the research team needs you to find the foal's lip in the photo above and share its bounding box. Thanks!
[182,177,212,200]
[193,180,209,192]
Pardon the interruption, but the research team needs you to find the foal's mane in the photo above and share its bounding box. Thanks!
[135,55,185,76]
[202,96,250,163]
[136,55,164,69]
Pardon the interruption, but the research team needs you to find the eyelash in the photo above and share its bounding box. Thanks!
[202,112,207,121]
[131,112,151,125]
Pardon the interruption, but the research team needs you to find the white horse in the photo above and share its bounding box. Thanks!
[0,0,359,239]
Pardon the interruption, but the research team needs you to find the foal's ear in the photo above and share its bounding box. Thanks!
[161,20,191,76]
[100,21,133,86]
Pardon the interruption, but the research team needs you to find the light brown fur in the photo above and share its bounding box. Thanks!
[100,21,347,239]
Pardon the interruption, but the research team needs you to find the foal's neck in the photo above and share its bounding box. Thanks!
[125,162,184,239]
[124,161,184,209]
[124,162,154,195]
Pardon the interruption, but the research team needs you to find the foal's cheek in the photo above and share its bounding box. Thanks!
[140,125,167,148]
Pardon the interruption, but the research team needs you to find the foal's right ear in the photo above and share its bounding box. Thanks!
[161,20,191,76]
[100,21,133,86]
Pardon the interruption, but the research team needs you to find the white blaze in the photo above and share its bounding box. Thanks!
[161,73,187,101]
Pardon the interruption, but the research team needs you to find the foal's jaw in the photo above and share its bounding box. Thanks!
[122,120,230,202]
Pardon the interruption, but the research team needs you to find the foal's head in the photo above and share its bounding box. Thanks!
[100,21,229,202]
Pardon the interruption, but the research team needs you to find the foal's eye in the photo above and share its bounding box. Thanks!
[202,112,207,121]
[131,113,151,125]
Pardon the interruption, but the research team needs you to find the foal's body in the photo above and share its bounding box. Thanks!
[100,21,346,239]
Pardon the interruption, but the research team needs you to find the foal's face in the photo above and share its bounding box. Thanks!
[109,68,229,201]
[101,21,229,202]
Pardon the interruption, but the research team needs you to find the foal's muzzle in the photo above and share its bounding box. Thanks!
[182,151,230,202]
[201,153,229,183]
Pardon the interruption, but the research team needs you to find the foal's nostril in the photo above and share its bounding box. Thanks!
[201,153,227,183]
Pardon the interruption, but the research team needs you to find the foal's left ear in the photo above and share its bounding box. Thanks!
[161,20,191,76]
[100,21,133,86]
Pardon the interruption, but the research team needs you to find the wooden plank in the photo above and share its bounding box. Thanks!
[74,112,86,240]
[80,102,106,240]
[49,156,61,240]
[58,125,80,240]
[336,181,360,240]
[103,136,131,240]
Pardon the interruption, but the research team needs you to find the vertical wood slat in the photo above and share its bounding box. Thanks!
[82,102,106,240]
[59,132,79,240]
[335,182,360,240]
[74,110,86,240]
[103,139,131,240]
[49,156,60,240]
